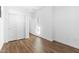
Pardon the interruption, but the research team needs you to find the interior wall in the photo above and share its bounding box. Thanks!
[30,7,54,41]
[54,6,79,48]
[0,7,4,49]
[0,18,4,49]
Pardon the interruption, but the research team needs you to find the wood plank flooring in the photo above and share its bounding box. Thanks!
[1,34,79,53]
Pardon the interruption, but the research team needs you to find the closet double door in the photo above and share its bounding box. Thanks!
[8,13,25,42]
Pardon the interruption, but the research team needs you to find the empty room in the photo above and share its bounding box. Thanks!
[0,6,79,53]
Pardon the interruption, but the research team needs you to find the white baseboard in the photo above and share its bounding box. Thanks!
[30,32,53,42]
[0,42,4,50]
[54,39,79,49]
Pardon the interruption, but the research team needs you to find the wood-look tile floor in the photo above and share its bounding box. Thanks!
[1,34,79,53]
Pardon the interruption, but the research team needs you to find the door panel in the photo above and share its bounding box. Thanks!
[8,13,25,41]
[8,13,17,41]
[16,14,25,39]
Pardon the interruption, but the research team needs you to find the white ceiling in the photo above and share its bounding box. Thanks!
[7,6,44,14]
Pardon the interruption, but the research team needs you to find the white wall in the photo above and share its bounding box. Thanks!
[0,7,4,49]
[30,7,54,41]
[54,6,79,48]
[0,18,4,49]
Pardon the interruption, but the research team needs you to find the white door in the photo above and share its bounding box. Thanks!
[8,13,17,41]
[16,14,25,39]
[8,13,25,41]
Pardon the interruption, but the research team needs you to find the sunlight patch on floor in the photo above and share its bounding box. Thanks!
[33,37,44,53]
